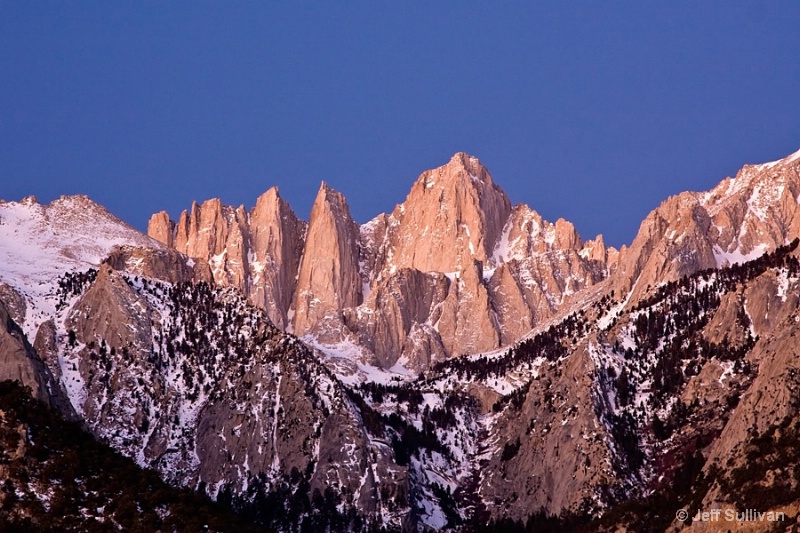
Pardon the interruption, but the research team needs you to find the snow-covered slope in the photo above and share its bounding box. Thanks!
[0,195,159,284]
[0,195,163,339]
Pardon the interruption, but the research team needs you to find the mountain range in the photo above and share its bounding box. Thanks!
[1,147,800,531]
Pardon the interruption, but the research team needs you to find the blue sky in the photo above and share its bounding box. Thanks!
[2,2,799,247]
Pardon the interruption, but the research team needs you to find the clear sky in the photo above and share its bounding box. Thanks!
[2,2,799,248]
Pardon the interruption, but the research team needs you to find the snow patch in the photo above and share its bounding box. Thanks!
[713,243,768,268]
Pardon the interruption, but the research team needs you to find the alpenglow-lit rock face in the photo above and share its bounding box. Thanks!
[148,187,307,329]
[147,148,800,372]
[380,152,513,274]
[149,153,612,369]
[613,147,800,304]
[292,182,363,338]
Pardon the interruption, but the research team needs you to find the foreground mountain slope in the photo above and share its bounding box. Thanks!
[53,267,413,530]
[0,380,260,532]
[21,253,797,531]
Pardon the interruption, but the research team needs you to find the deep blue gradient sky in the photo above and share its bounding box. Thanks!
[2,2,799,248]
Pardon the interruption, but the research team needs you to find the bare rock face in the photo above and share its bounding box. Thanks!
[437,261,500,357]
[60,265,158,428]
[480,341,618,519]
[349,160,610,366]
[614,148,800,304]
[172,199,252,291]
[31,319,76,418]
[485,204,610,343]
[358,213,390,289]
[149,154,614,369]
[292,183,362,337]
[0,299,59,406]
[32,320,59,375]
[349,268,450,369]
[248,187,307,329]
[103,245,213,284]
[401,322,448,370]
[66,266,153,356]
[703,270,800,472]
[612,192,718,303]
[174,199,227,260]
[703,153,800,257]
[60,266,156,424]
[52,270,408,526]
[487,264,533,345]
[582,234,608,264]
[148,189,307,330]
[147,211,175,248]
[382,152,512,274]
[700,292,749,348]
[0,284,26,328]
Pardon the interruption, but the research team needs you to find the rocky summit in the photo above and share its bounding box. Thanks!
[149,153,611,371]
[1,148,800,531]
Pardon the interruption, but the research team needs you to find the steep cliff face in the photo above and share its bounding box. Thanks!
[147,211,175,247]
[150,154,613,369]
[249,187,306,329]
[172,199,253,291]
[350,155,615,367]
[613,191,720,304]
[698,264,800,493]
[0,193,187,347]
[149,188,308,330]
[53,271,410,529]
[436,260,501,357]
[6,148,800,531]
[292,183,363,338]
[479,342,621,519]
[347,268,450,369]
[380,152,512,274]
[614,148,800,304]
[103,244,213,284]
[0,298,59,406]
[488,204,609,335]
[15,238,800,532]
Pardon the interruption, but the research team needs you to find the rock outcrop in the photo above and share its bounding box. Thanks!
[0,284,26,327]
[0,299,60,407]
[248,187,306,329]
[54,271,408,528]
[7,147,800,531]
[66,266,155,362]
[172,199,252,291]
[149,188,307,330]
[379,152,512,274]
[145,147,800,370]
[103,245,213,284]
[292,183,362,337]
[347,268,450,368]
[147,211,175,248]
[480,341,619,519]
[614,148,800,304]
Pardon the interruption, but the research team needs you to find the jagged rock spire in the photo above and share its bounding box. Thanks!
[292,182,362,337]
[383,152,513,274]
